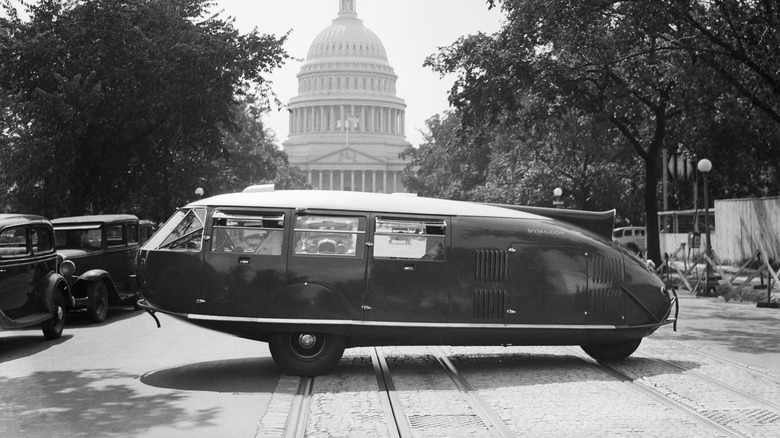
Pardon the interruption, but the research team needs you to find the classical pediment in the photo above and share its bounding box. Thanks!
[310,147,384,164]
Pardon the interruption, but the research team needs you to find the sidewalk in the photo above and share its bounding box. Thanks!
[653,293,780,375]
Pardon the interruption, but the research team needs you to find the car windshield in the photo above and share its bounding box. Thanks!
[143,209,205,252]
[55,226,102,250]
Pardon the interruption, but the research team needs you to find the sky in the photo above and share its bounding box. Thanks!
[213,0,505,147]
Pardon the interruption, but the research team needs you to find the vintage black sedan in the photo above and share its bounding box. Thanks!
[0,214,72,340]
[53,214,142,323]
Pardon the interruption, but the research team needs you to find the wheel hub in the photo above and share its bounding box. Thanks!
[298,333,317,349]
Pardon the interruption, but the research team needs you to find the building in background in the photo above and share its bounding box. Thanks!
[282,0,410,192]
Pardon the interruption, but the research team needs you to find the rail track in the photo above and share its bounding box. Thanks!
[257,343,780,438]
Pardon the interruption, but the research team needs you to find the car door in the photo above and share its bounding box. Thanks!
[136,208,206,315]
[199,209,288,317]
[280,213,368,321]
[104,222,134,299]
[0,225,34,312]
[364,215,450,323]
[509,242,589,325]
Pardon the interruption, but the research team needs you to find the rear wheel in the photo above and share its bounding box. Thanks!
[581,338,642,361]
[41,290,65,340]
[268,332,346,377]
[87,281,109,323]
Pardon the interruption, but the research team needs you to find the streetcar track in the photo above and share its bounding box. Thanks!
[660,338,780,385]
[272,343,780,437]
[637,349,780,414]
[284,376,313,438]
[566,346,756,438]
[429,346,515,438]
[370,346,408,438]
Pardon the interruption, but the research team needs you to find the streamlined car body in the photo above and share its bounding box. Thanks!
[136,189,676,376]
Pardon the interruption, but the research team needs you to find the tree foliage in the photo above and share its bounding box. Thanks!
[413,0,780,264]
[0,0,296,221]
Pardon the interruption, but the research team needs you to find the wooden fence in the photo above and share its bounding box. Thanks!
[713,196,780,264]
[658,196,779,265]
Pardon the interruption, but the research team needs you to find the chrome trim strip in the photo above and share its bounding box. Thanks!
[185,313,622,330]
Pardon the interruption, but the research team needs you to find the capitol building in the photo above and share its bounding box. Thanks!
[282,0,410,193]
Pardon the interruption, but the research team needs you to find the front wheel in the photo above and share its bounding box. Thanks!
[581,338,642,362]
[268,332,346,377]
[87,281,109,323]
[41,290,65,340]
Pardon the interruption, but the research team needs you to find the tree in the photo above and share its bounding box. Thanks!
[404,102,644,221]
[0,0,291,221]
[211,100,309,196]
[427,1,709,264]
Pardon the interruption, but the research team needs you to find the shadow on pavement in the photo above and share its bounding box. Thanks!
[65,308,145,327]
[0,334,73,364]
[141,357,280,393]
[0,368,214,437]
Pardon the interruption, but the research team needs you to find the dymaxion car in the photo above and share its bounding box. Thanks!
[136,188,676,376]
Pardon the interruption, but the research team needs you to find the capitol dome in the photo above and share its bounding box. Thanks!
[283,0,410,194]
[307,5,387,61]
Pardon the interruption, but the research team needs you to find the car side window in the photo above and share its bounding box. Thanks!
[293,215,365,257]
[373,218,446,261]
[31,227,54,254]
[211,211,285,255]
[0,226,28,257]
[127,224,139,244]
[107,224,125,248]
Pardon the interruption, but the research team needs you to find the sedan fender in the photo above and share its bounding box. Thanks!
[38,272,73,313]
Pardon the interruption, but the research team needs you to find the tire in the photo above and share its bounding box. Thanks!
[581,338,642,362]
[87,281,109,323]
[41,290,65,340]
[268,332,346,377]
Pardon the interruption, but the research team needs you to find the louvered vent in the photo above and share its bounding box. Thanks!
[473,289,507,319]
[587,287,623,322]
[474,250,509,283]
[590,256,622,285]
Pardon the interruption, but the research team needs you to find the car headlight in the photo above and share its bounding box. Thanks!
[59,260,76,276]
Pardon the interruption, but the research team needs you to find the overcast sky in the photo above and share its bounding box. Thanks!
[214,0,504,147]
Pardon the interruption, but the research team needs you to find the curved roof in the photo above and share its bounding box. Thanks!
[306,0,388,61]
[0,214,51,229]
[51,214,139,225]
[187,190,544,220]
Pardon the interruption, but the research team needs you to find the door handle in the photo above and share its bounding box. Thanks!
[361,305,372,310]
[403,264,414,271]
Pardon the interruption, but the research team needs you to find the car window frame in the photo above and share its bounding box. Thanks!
[292,214,366,258]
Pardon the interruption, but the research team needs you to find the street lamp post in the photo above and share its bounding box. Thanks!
[553,188,564,208]
[697,159,713,296]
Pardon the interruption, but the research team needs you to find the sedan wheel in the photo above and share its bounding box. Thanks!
[87,281,109,323]
[41,290,65,340]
